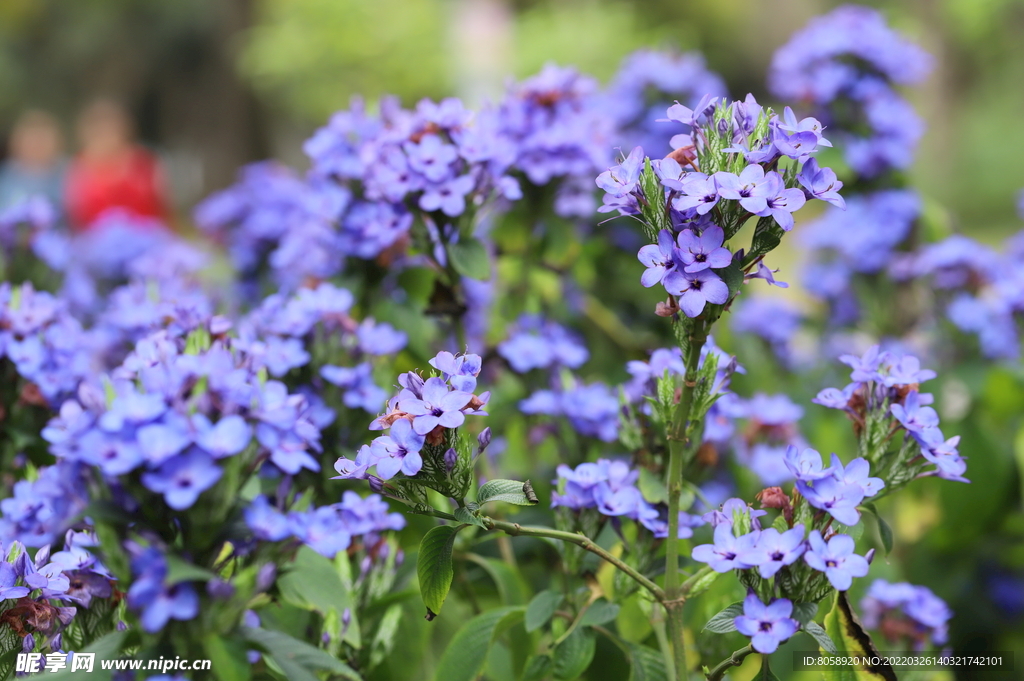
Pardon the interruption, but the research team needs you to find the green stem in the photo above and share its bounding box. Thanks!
[484,517,665,602]
[663,319,709,680]
[705,645,754,681]
[650,605,677,681]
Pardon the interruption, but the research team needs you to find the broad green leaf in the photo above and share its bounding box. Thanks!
[369,604,403,669]
[522,655,554,681]
[465,554,530,605]
[454,506,487,529]
[821,591,897,681]
[627,642,668,681]
[552,627,596,680]
[760,655,781,681]
[242,626,359,681]
[792,602,818,626]
[580,599,620,627]
[638,468,668,505]
[164,554,218,584]
[805,621,838,655]
[278,547,351,626]
[477,478,538,506]
[417,525,460,619]
[433,606,525,681]
[449,237,492,280]
[860,502,894,555]
[683,566,719,599]
[525,590,563,632]
[205,634,253,681]
[702,602,743,633]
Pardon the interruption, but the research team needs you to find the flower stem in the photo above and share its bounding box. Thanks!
[484,517,666,602]
[663,318,709,680]
[705,645,754,681]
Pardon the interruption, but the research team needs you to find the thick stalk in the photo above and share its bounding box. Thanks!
[664,318,709,680]
[484,517,665,601]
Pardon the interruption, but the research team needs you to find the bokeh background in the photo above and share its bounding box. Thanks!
[2,1,1023,679]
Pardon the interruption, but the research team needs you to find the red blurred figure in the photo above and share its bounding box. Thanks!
[65,99,169,232]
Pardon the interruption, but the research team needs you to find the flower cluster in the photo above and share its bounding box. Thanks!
[0,462,88,548]
[0,540,80,652]
[246,491,406,559]
[769,5,931,178]
[335,351,489,482]
[814,345,968,483]
[728,394,808,486]
[497,315,588,373]
[552,459,703,538]
[598,95,841,318]
[520,378,620,442]
[861,579,952,650]
[731,295,805,367]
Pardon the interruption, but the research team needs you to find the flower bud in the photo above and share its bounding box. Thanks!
[368,476,384,493]
[50,634,62,651]
[395,549,405,569]
[444,448,458,473]
[255,563,276,593]
[342,608,352,633]
[243,610,261,628]
[206,578,236,600]
[477,427,492,453]
[865,548,876,565]
[22,634,35,653]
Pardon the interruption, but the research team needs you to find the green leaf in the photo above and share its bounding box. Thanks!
[522,655,554,681]
[164,554,218,585]
[454,506,487,529]
[683,564,720,599]
[369,604,403,670]
[525,590,563,632]
[747,216,785,261]
[792,602,818,626]
[465,554,530,605]
[449,237,492,280]
[417,525,460,619]
[205,634,253,681]
[477,479,538,506]
[859,502,893,555]
[579,599,620,627]
[760,655,781,681]
[771,515,789,533]
[638,468,668,505]
[552,627,596,680]
[433,606,525,681]
[627,642,668,681]
[715,257,745,297]
[278,546,351,622]
[702,602,743,633]
[243,626,359,681]
[821,591,897,681]
[805,621,838,655]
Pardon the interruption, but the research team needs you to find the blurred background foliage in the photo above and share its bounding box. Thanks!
[1,1,1024,679]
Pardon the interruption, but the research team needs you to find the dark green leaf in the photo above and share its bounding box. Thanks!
[792,602,818,626]
[552,627,596,680]
[702,602,743,633]
[433,606,525,681]
[822,591,897,681]
[449,237,492,280]
[417,525,460,619]
[454,506,487,529]
[715,257,745,297]
[627,642,668,681]
[164,554,218,584]
[522,655,553,681]
[805,621,838,655]
[478,479,538,506]
[580,599,620,627]
[525,590,563,632]
[638,468,668,505]
[369,604,403,670]
[277,547,351,621]
[683,566,719,599]
[465,554,529,605]
[760,655,781,681]
[243,626,359,681]
[205,634,252,681]
[860,502,894,555]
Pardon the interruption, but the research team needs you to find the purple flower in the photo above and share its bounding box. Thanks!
[812,384,856,410]
[675,225,731,273]
[746,261,789,288]
[881,355,936,388]
[63,570,113,608]
[761,182,807,231]
[664,94,718,128]
[701,498,767,528]
[796,476,865,526]
[596,146,644,197]
[672,173,720,215]
[371,419,426,480]
[890,391,939,437]
[663,269,729,317]
[419,175,476,217]
[840,345,884,383]
[804,531,870,591]
[830,455,885,496]
[398,377,472,435]
[638,230,678,287]
[798,158,845,208]
[195,415,252,458]
[784,446,834,481]
[753,525,808,578]
[141,449,223,511]
[919,430,970,483]
[0,562,30,600]
[714,165,777,214]
[691,523,761,572]
[245,495,292,541]
[734,593,799,654]
[404,134,458,182]
[356,320,407,356]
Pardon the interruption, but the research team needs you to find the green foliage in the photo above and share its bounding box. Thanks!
[703,601,743,633]
[525,590,563,632]
[821,591,897,681]
[552,626,596,679]
[242,626,360,681]
[417,525,460,619]
[579,599,620,626]
[477,478,539,506]
[805,621,839,655]
[626,641,669,681]
[448,238,492,280]
[432,606,526,681]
